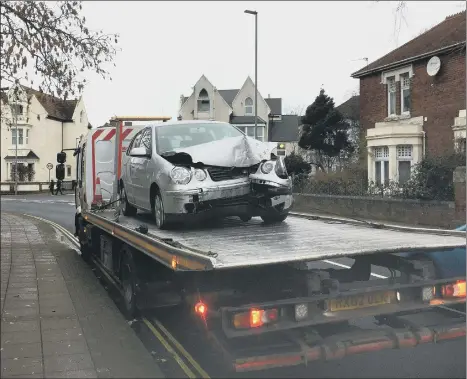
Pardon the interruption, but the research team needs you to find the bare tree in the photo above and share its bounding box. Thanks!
[1,1,119,99]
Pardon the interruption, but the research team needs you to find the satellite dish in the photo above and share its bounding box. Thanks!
[427,56,441,76]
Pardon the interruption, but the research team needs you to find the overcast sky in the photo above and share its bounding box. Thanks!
[79,1,465,127]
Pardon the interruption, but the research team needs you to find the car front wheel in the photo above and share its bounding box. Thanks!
[261,212,288,224]
[152,191,169,229]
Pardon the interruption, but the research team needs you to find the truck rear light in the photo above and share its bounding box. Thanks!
[233,308,278,329]
[441,280,466,298]
[194,301,207,316]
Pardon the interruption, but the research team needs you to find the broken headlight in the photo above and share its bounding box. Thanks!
[260,161,275,174]
[274,157,288,179]
[170,166,192,185]
[194,168,207,181]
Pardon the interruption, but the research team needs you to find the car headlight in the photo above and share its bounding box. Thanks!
[170,166,192,185]
[260,161,275,174]
[275,156,288,179]
[194,168,207,181]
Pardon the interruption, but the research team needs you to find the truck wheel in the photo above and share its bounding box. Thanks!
[261,212,288,224]
[121,247,139,319]
[240,215,252,222]
[152,191,169,230]
[121,186,137,217]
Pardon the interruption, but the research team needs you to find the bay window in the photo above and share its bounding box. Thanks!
[374,146,389,186]
[11,128,24,145]
[397,145,412,184]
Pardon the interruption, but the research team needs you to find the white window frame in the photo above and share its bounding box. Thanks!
[11,128,24,146]
[25,129,29,145]
[244,97,253,115]
[197,89,210,113]
[256,126,265,141]
[374,146,389,185]
[396,145,413,184]
[387,77,397,117]
[400,73,411,115]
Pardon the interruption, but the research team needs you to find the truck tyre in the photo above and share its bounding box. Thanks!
[240,215,252,222]
[121,246,139,319]
[121,186,137,217]
[261,212,288,224]
[152,190,169,230]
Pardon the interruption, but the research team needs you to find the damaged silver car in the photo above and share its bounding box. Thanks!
[120,120,293,229]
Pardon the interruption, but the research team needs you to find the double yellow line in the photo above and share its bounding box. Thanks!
[24,214,210,377]
[143,317,210,379]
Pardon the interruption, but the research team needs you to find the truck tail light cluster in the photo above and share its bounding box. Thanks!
[233,308,279,329]
[440,280,466,298]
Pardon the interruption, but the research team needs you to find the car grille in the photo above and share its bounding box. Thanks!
[207,164,260,182]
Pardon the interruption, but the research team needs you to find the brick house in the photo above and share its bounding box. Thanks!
[351,11,466,185]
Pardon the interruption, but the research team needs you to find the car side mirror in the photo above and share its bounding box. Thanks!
[130,146,151,157]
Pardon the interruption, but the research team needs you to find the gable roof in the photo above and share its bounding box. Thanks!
[22,86,78,121]
[181,87,283,115]
[336,95,360,121]
[352,11,466,78]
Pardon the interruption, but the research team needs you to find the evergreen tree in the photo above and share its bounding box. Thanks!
[299,89,353,171]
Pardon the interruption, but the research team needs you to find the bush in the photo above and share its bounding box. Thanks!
[284,152,311,176]
[294,163,368,195]
[400,153,465,201]
[295,153,465,201]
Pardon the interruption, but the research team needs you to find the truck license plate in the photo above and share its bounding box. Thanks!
[328,291,394,312]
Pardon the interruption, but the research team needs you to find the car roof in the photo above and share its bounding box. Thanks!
[148,120,229,128]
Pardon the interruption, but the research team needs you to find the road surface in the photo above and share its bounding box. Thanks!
[2,193,466,378]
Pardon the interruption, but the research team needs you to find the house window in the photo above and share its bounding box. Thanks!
[374,146,389,186]
[197,89,210,112]
[401,74,411,114]
[397,145,412,184]
[79,110,84,123]
[256,126,265,142]
[457,138,466,153]
[245,97,253,115]
[11,128,24,145]
[25,129,29,144]
[11,104,23,116]
[387,77,396,116]
[67,165,72,177]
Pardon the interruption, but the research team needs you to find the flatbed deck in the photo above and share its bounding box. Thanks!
[85,210,466,270]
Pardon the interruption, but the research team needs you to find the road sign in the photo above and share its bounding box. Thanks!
[46,163,53,170]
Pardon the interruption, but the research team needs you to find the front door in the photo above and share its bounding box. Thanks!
[131,127,152,209]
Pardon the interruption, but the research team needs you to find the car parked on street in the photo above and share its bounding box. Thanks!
[120,120,293,229]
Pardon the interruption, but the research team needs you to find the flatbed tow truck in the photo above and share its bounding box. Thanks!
[71,117,466,373]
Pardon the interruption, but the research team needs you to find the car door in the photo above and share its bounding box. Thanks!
[126,131,142,204]
[132,127,153,209]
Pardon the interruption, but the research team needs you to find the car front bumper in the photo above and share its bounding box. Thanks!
[161,179,293,220]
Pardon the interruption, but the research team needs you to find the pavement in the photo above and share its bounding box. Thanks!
[0,212,163,378]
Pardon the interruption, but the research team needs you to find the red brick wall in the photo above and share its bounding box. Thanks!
[359,48,466,157]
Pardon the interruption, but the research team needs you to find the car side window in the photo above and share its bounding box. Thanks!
[128,132,142,154]
[140,128,152,153]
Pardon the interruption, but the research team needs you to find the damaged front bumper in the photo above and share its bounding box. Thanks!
[161,175,293,221]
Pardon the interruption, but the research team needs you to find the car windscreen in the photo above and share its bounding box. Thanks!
[156,123,243,154]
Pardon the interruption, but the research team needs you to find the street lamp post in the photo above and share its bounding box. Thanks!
[244,9,258,140]
[13,98,18,195]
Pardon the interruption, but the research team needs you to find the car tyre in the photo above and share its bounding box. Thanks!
[121,186,137,217]
[152,190,169,230]
[261,212,288,224]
